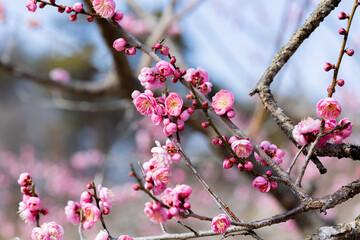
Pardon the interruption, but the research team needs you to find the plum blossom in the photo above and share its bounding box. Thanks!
[65,201,81,225]
[316,97,342,120]
[18,172,32,186]
[113,10,124,22]
[252,176,277,193]
[26,0,37,12]
[211,214,231,234]
[80,191,93,205]
[95,230,109,240]
[292,117,322,146]
[152,167,171,193]
[212,90,234,115]
[132,90,160,116]
[98,185,113,213]
[165,93,183,117]
[31,227,48,240]
[254,141,285,166]
[73,2,83,13]
[156,60,175,77]
[332,118,353,144]
[82,203,101,230]
[138,67,165,90]
[41,222,64,240]
[163,121,178,136]
[92,0,116,18]
[151,141,173,168]
[144,202,167,223]
[184,67,212,95]
[231,138,253,158]
[161,188,180,208]
[26,197,42,211]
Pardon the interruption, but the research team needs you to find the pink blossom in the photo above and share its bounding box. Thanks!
[254,141,285,166]
[165,93,183,117]
[98,185,113,211]
[26,197,42,211]
[65,201,81,225]
[231,139,253,158]
[211,214,231,234]
[26,0,37,12]
[152,167,171,188]
[316,97,342,120]
[163,122,178,136]
[212,90,234,115]
[113,10,124,22]
[332,118,353,144]
[18,172,31,186]
[73,2,83,13]
[80,191,93,205]
[293,117,322,146]
[31,227,49,240]
[174,184,192,199]
[151,142,173,168]
[113,38,127,52]
[93,0,116,18]
[161,188,180,207]
[82,203,101,230]
[132,90,159,116]
[156,60,175,77]
[95,230,109,240]
[144,202,168,223]
[184,67,212,95]
[41,222,64,240]
[125,47,136,55]
[138,67,165,90]
[118,235,134,240]
[49,68,70,83]
[252,176,271,193]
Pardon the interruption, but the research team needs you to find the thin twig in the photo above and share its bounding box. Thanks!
[287,145,306,174]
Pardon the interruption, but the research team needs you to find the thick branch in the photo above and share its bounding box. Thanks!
[306,215,360,240]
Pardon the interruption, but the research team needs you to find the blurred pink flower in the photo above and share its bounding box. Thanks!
[144,202,167,223]
[93,0,116,18]
[95,230,109,240]
[211,214,231,234]
[26,0,37,12]
[31,227,48,240]
[49,68,70,83]
[64,201,81,225]
[41,222,64,240]
[118,235,134,240]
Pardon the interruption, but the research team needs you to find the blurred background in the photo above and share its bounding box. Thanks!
[0,0,360,239]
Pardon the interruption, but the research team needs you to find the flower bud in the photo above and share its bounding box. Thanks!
[323,62,334,72]
[337,79,345,87]
[201,122,210,128]
[125,46,136,55]
[338,28,347,35]
[346,49,354,56]
[113,10,124,22]
[338,11,348,20]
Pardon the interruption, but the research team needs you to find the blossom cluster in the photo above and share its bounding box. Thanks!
[142,141,181,195]
[17,173,48,224]
[25,0,124,23]
[31,222,64,240]
[65,183,113,230]
[144,184,192,223]
[293,98,352,146]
